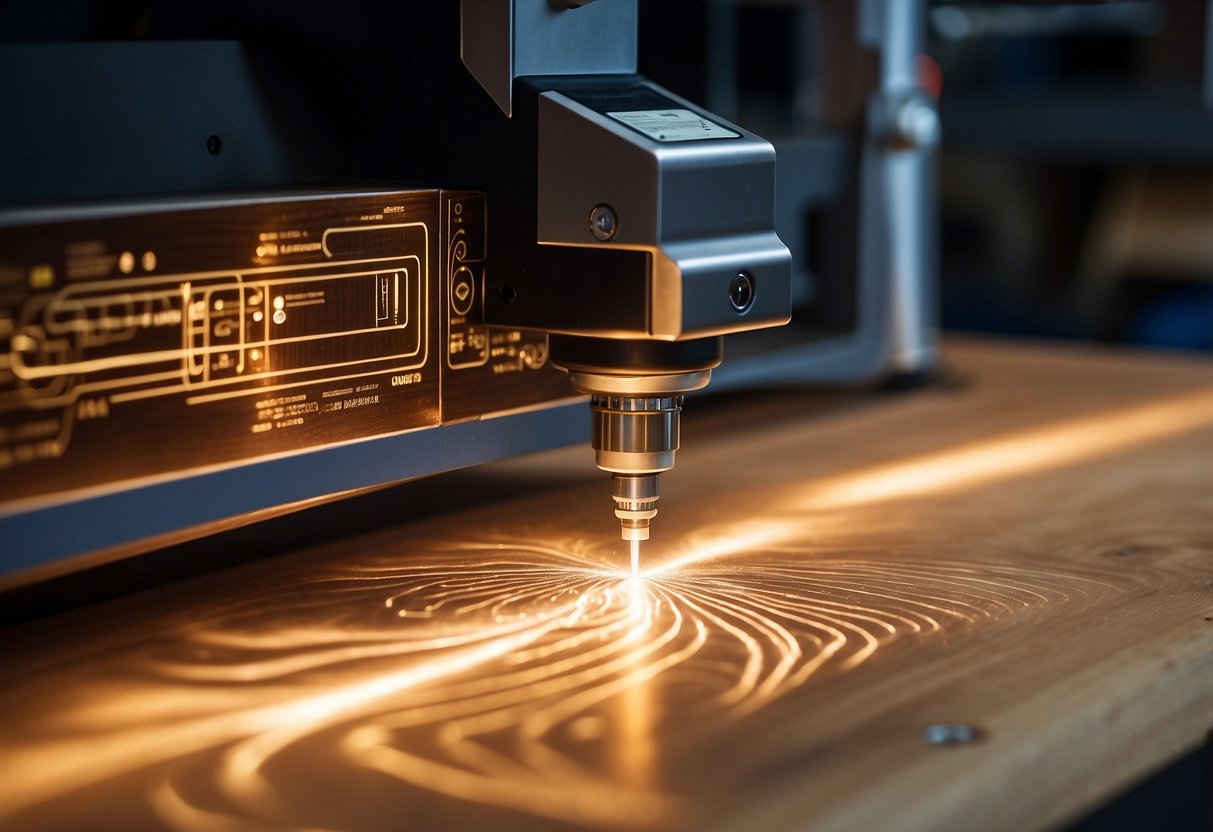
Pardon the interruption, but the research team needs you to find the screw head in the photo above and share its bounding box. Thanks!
[923,723,980,746]
[206,134,222,156]
[729,271,755,313]
[589,204,618,242]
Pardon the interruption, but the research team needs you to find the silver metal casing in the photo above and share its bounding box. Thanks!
[537,84,792,340]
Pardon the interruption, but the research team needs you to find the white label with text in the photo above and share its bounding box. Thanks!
[605,109,740,142]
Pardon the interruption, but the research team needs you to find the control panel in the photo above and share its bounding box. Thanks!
[0,190,573,509]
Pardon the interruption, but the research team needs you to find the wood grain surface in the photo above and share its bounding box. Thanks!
[1,336,1211,831]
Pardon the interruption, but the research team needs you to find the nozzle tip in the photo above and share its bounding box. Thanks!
[620,518,650,541]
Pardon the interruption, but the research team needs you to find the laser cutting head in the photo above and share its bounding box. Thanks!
[455,0,790,559]
[553,339,719,544]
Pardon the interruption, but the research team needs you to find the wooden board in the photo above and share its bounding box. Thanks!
[2,336,1211,831]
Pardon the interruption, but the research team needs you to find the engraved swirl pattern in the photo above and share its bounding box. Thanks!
[0,538,1116,831]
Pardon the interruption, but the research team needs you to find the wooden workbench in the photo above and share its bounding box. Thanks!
[2,337,1211,831]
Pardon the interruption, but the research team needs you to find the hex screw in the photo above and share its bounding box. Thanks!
[589,204,618,242]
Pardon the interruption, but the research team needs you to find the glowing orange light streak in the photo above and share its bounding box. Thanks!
[804,388,1213,511]
[643,387,1213,576]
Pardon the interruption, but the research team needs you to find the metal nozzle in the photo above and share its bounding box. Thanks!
[557,361,714,544]
[591,394,681,473]
[613,472,659,541]
[590,394,682,541]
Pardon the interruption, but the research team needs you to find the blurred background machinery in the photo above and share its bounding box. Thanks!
[639,0,1213,353]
